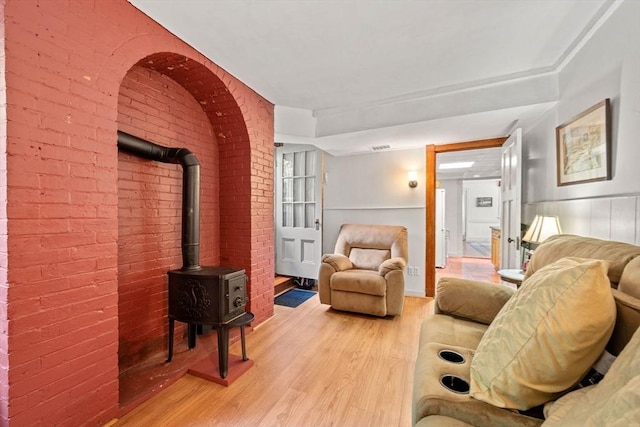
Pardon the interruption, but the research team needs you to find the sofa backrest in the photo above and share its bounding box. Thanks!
[334,224,408,270]
[524,234,640,287]
[524,234,640,356]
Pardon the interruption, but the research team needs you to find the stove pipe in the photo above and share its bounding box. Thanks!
[117,131,201,270]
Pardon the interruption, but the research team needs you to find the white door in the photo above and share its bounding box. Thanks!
[435,189,447,268]
[500,128,522,270]
[275,145,323,279]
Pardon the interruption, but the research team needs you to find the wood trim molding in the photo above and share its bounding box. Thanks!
[434,137,508,153]
[425,146,436,297]
[425,136,507,297]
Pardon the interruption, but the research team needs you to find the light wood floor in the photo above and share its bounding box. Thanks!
[436,256,501,285]
[112,295,433,426]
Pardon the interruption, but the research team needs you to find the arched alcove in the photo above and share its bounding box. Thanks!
[116,53,256,407]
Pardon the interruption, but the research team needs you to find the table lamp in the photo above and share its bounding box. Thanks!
[521,215,562,270]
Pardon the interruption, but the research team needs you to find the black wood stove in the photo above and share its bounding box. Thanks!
[166,266,252,378]
[117,131,252,379]
[168,267,247,326]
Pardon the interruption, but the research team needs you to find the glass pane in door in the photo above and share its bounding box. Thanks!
[281,150,316,229]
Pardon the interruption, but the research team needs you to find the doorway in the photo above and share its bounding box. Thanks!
[274,144,324,281]
[425,138,507,297]
[461,178,501,259]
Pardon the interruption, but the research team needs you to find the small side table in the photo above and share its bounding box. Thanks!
[498,269,525,287]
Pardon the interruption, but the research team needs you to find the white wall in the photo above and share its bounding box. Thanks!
[322,148,426,296]
[463,179,501,241]
[439,180,463,257]
[522,0,640,243]
[523,0,640,207]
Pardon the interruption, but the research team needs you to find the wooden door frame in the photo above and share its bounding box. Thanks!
[425,137,507,297]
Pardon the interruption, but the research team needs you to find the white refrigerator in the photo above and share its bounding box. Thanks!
[435,189,447,268]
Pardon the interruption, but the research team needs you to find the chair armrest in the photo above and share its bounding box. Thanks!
[321,253,353,272]
[379,257,406,276]
[435,277,515,325]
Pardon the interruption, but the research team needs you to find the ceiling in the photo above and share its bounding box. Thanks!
[437,147,504,181]
[128,0,614,175]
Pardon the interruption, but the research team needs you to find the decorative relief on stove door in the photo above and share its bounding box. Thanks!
[176,279,211,319]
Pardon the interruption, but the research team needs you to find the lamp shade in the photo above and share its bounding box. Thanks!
[522,215,562,244]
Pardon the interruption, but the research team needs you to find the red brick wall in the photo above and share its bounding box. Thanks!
[117,65,219,371]
[1,0,274,425]
[0,0,9,422]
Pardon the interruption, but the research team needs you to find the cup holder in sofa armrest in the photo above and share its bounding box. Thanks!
[438,349,465,364]
[439,374,470,394]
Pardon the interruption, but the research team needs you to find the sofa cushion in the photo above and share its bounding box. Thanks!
[418,315,488,351]
[415,415,474,427]
[618,256,640,299]
[435,277,515,325]
[330,269,386,296]
[607,289,640,356]
[470,257,616,410]
[541,326,640,426]
[348,247,390,270]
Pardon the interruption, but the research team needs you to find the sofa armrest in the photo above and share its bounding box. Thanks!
[321,253,353,272]
[435,277,515,325]
[379,257,406,276]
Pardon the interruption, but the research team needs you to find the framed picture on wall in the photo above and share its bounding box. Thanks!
[556,98,611,186]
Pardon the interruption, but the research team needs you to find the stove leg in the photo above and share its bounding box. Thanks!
[240,325,248,361]
[167,318,174,362]
[188,323,197,349]
[217,325,229,379]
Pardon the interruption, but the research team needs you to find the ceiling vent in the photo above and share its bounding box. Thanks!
[369,144,391,152]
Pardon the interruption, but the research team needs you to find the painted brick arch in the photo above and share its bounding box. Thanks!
[137,52,257,290]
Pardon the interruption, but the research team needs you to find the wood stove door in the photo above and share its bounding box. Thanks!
[275,145,323,280]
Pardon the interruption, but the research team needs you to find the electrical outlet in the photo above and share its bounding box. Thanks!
[414,267,420,276]
[407,267,414,276]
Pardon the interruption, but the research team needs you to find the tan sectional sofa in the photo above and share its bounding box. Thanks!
[413,234,640,426]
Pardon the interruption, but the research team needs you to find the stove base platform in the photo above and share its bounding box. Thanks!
[188,353,254,386]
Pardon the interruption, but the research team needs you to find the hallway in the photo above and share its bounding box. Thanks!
[436,256,500,284]
[462,240,491,258]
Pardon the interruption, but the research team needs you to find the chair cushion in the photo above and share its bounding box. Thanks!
[330,269,386,296]
[348,248,390,270]
[321,253,353,272]
[470,257,616,410]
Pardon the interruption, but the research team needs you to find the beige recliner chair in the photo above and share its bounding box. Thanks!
[319,223,408,316]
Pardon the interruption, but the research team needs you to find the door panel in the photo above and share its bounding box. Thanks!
[275,146,323,279]
[500,129,522,269]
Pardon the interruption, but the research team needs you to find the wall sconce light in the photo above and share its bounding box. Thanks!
[408,171,418,188]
